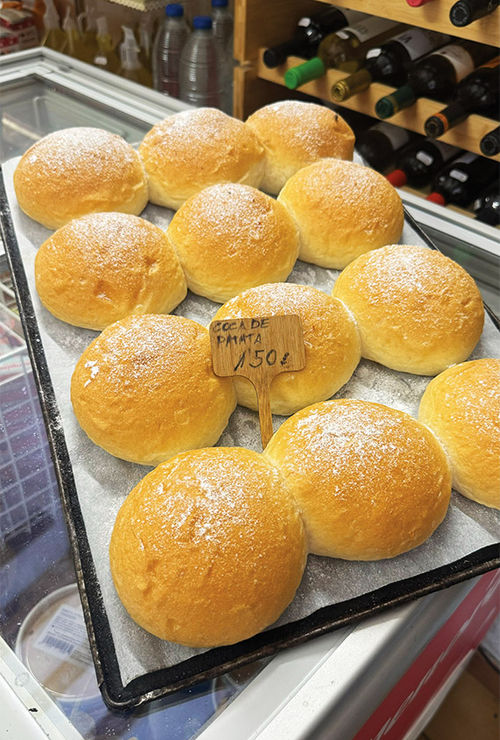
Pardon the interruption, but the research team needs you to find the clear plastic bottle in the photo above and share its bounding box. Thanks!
[41,0,66,52]
[211,0,233,113]
[179,15,224,108]
[93,16,120,74]
[152,3,189,96]
[118,25,152,87]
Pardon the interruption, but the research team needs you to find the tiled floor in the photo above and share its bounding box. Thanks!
[418,651,499,740]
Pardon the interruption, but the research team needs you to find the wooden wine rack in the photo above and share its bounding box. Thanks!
[233,0,500,163]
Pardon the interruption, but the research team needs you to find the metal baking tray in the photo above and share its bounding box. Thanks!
[1,168,499,710]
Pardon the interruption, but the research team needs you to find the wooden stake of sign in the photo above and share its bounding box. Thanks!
[209,315,306,448]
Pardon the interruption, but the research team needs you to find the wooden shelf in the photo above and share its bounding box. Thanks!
[314,0,500,47]
[256,50,500,161]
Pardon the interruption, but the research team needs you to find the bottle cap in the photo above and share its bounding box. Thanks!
[331,68,372,102]
[263,48,285,68]
[166,4,184,17]
[424,114,447,138]
[375,85,416,119]
[426,192,446,206]
[212,0,229,6]
[284,57,325,90]
[449,2,472,26]
[193,15,212,29]
[386,169,407,187]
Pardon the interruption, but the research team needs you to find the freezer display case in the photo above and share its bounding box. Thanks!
[0,48,498,740]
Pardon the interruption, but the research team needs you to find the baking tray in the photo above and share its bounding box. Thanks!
[1,167,499,710]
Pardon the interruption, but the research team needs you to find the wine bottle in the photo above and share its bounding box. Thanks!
[473,183,500,225]
[450,0,499,27]
[357,122,419,172]
[425,57,500,137]
[263,8,367,68]
[375,41,496,118]
[480,125,500,156]
[331,28,450,102]
[386,139,462,188]
[284,17,404,90]
[426,153,499,206]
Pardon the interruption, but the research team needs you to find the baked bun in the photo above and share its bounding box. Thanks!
[418,359,500,510]
[246,101,355,195]
[332,244,484,375]
[138,108,265,210]
[166,184,299,303]
[109,447,307,647]
[14,128,148,230]
[71,314,236,465]
[214,283,361,415]
[265,399,451,560]
[35,213,187,330]
[278,159,403,269]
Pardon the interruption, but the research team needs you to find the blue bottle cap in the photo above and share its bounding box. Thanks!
[166,3,183,16]
[212,0,229,6]
[193,15,212,29]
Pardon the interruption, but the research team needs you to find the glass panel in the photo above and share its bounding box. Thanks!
[0,75,152,161]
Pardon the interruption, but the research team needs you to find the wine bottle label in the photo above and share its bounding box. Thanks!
[390,28,451,61]
[449,152,477,182]
[416,150,434,167]
[337,17,395,43]
[370,122,411,148]
[432,45,475,82]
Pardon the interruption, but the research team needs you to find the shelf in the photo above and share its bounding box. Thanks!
[315,0,500,47]
[256,50,500,162]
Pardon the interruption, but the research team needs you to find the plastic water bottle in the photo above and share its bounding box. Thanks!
[211,0,233,113]
[179,16,224,109]
[152,4,189,97]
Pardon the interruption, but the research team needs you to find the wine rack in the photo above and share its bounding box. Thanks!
[233,0,500,163]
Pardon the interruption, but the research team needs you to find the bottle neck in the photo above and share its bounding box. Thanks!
[375,84,416,118]
[284,56,326,89]
[425,101,467,137]
[331,67,372,101]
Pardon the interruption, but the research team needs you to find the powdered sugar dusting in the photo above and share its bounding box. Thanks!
[23,127,139,179]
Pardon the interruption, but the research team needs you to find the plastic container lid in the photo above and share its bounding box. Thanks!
[166,3,184,17]
[193,15,212,29]
[426,192,446,205]
[386,169,408,188]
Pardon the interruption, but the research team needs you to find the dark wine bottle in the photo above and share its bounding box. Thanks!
[425,56,500,137]
[263,8,367,68]
[284,17,403,89]
[387,139,462,188]
[375,41,496,118]
[450,0,499,27]
[480,125,500,156]
[473,183,500,225]
[332,27,450,101]
[426,153,499,206]
[357,122,419,172]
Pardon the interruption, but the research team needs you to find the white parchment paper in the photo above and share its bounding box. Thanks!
[2,157,499,687]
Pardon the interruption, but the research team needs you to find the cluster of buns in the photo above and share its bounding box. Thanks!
[13,101,496,654]
[110,398,453,647]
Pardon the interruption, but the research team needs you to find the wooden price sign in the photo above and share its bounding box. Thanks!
[209,315,305,448]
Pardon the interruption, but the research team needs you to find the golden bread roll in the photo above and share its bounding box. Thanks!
[418,359,500,510]
[166,184,299,303]
[214,283,361,415]
[14,128,148,230]
[277,158,403,269]
[71,314,236,465]
[265,399,451,560]
[332,244,484,375]
[109,447,307,647]
[138,108,265,210]
[246,100,354,196]
[35,213,187,330]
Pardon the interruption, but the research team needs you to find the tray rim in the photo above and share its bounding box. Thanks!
[1,169,499,710]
